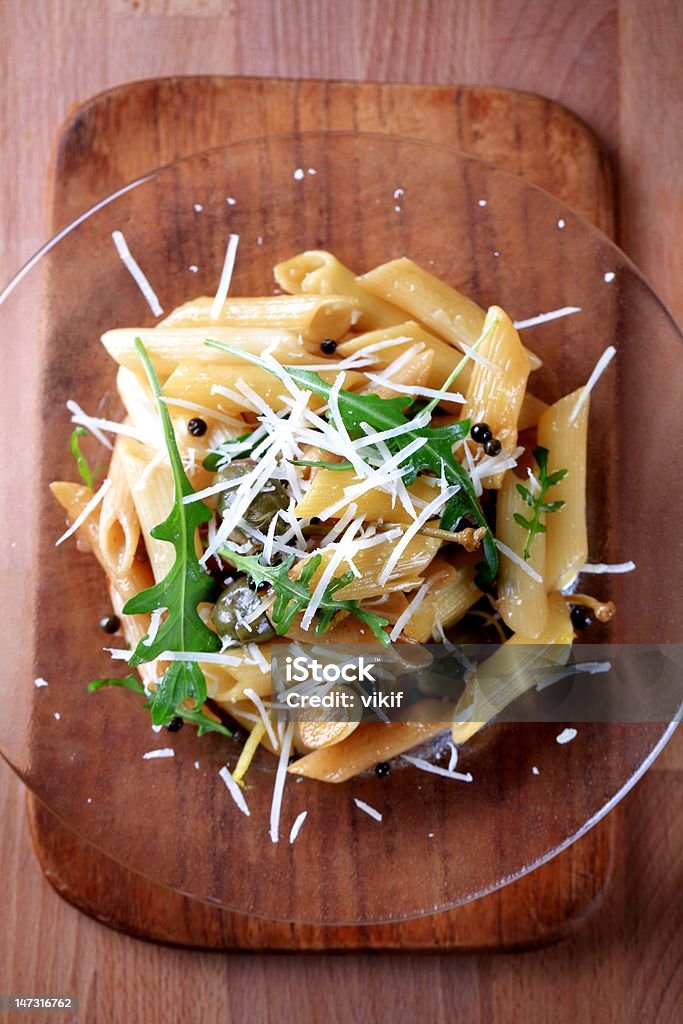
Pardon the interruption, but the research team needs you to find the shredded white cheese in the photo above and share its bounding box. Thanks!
[353,798,383,822]
[402,754,473,782]
[513,306,581,329]
[577,561,636,574]
[269,722,294,843]
[494,539,543,583]
[568,345,617,423]
[142,608,166,647]
[219,765,251,816]
[379,486,458,585]
[389,582,431,641]
[243,688,279,749]
[142,748,175,759]
[556,728,578,745]
[289,810,308,844]
[111,230,163,316]
[210,233,239,320]
[34,677,49,688]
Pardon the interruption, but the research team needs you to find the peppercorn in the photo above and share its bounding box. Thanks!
[470,422,492,444]
[99,614,121,634]
[165,716,184,732]
[320,338,337,354]
[571,606,594,631]
[188,417,208,437]
[375,761,391,778]
[484,437,502,457]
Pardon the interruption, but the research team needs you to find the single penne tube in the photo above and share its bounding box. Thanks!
[50,482,155,606]
[117,440,176,583]
[101,327,317,377]
[336,321,473,398]
[464,306,531,486]
[163,363,365,416]
[357,257,486,349]
[451,592,573,744]
[98,435,141,578]
[297,534,441,601]
[158,293,361,342]
[537,388,589,590]
[495,472,549,638]
[357,260,541,368]
[287,720,446,783]
[402,559,481,642]
[273,250,406,331]
[294,469,438,523]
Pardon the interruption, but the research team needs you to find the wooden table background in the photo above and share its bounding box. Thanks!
[0,2,681,1022]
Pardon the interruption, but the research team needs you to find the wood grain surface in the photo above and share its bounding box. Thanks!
[31,75,620,954]
[1,1,681,1022]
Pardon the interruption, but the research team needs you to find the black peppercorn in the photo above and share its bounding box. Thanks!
[375,761,391,778]
[484,437,502,457]
[470,422,492,444]
[320,338,337,355]
[188,417,208,437]
[99,614,121,634]
[165,716,184,732]
[571,606,594,631]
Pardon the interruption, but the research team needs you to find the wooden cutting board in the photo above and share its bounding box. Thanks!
[30,76,616,951]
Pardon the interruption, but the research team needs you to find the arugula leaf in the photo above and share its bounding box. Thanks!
[204,341,499,588]
[70,427,95,488]
[88,674,146,695]
[122,339,220,725]
[87,676,232,737]
[513,446,568,560]
[175,705,233,737]
[220,547,391,646]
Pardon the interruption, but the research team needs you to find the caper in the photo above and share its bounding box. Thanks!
[215,462,289,533]
[211,576,275,644]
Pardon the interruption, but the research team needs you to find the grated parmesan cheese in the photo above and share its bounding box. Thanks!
[513,306,581,330]
[389,582,431,641]
[568,345,617,423]
[576,561,636,574]
[556,728,578,745]
[353,798,383,822]
[402,754,473,782]
[269,722,295,842]
[142,748,175,759]
[289,810,308,844]
[219,765,251,816]
[210,233,240,320]
[111,230,163,316]
[494,539,543,583]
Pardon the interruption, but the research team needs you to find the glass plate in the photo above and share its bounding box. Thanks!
[0,133,680,924]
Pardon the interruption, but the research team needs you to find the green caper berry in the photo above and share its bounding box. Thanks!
[211,576,275,645]
[215,462,289,533]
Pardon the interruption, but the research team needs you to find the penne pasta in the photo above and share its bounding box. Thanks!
[336,321,473,398]
[366,346,434,399]
[357,257,486,349]
[98,436,141,578]
[163,363,365,416]
[537,388,590,590]
[288,719,446,783]
[495,472,549,638]
[451,592,573,744]
[117,439,176,583]
[294,469,438,523]
[50,481,155,605]
[158,293,360,343]
[101,326,318,378]
[402,559,481,642]
[464,306,531,486]
[273,250,406,330]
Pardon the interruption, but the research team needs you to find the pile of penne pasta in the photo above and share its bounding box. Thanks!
[52,250,604,785]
